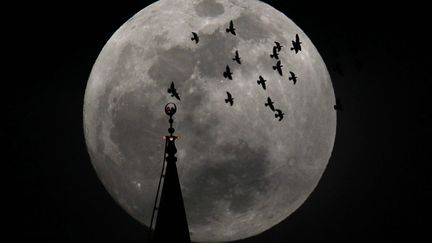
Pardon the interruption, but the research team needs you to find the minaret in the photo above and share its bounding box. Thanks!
[148,103,191,243]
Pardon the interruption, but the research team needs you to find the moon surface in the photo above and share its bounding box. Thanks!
[83,0,336,242]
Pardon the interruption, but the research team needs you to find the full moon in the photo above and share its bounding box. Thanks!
[83,0,336,242]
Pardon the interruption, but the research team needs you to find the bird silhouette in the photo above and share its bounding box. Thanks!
[265,97,275,111]
[273,60,283,76]
[275,109,285,121]
[191,32,199,44]
[257,76,267,90]
[223,65,233,80]
[274,41,283,52]
[270,46,279,60]
[233,50,241,64]
[290,34,302,54]
[225,92,234,106]
[167,82,181,101]
[226,20,236,35]
[288,71,298,85]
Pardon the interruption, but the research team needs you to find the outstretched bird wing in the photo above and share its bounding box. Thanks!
[233,51,241,64]
[174,92,181,101]
[258,76,266,90]
[191,32,199,43]
[168,82,175,93]
[266,97,275,111]
[276,61,283,76]
[225,92,234,105]
[275,41,283,51]
[270,46,279,59]
[228,20,236,35]
[275,109,284,121]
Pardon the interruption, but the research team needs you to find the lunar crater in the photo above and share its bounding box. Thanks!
[195,0,225,17]
[184,140,270,218]
[233,13,272,42]
[148,46,196,84]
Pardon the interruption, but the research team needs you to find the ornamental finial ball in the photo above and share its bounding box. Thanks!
[165,103,177,116]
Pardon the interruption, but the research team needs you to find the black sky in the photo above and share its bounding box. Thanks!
[7,0,430,242]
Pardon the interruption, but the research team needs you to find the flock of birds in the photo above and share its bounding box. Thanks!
[219,21,303,122]
[167,20,340,122]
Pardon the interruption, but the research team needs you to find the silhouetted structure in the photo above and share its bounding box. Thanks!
[148,103,191,243]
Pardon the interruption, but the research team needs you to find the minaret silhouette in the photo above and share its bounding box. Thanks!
[149,103,191,243]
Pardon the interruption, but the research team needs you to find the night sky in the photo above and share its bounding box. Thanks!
[7,0,430,242]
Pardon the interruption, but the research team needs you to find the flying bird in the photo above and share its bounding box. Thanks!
[167,81,181,101]
[274,41,283,52]
[225,92,234,106]
[270,46,279,60]
[223,65,233,80]
[257,75,267,90]
[288,71,298,85]
[191,32,199,44]
[334,98,343,111]
[290,34,302,54]
[275,109,285,121]
[226,20,236,35]
[232,50,241,64]
[273,60,283,76]
[264,97,275,111]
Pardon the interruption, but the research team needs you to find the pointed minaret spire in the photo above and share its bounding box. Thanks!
[149,103,191,243]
